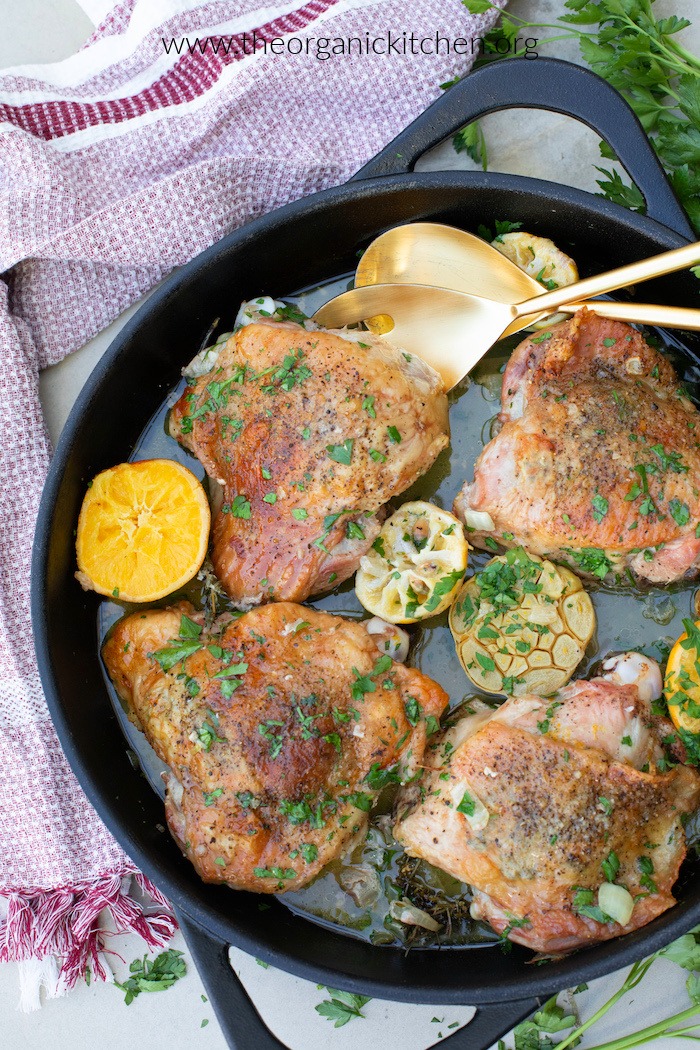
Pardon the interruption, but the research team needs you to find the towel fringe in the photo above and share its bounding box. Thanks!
[0,869,177,1009]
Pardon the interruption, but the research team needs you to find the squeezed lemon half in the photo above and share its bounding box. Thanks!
[355,501,468,623]
[76,459,211,603]
[664,619,700,735]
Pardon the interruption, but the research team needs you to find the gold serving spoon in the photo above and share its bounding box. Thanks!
[314,241,700,389]
[355,222,557,337]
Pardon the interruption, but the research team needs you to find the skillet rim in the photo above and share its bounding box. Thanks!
[31,167,700,1004]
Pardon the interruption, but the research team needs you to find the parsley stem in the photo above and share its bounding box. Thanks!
[609,8,700,76]
[582,1005,700,1050]
[553,959,655,1050]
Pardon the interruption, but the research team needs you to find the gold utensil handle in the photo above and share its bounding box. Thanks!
[555,300,700,330]
[515,241,700,318]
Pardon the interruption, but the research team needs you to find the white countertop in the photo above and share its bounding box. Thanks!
[4,1,700,1048]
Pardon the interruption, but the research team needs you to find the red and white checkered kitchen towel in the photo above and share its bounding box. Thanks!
[0,0,503,1004]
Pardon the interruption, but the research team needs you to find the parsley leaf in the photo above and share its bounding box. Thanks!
[115,950,186,1005]
[227,494,251,519]
[669,498,691,527]
[326,439,354,465]
[592,493,609,523]
[315,988,372,1028]
[456,791,476,816]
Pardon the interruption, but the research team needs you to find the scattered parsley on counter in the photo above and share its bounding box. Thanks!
[315,988,372,1028]
[495,925,700,1050]
[115,950,186,1005]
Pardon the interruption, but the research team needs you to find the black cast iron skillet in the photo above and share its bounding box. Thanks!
[32,58,700,1050]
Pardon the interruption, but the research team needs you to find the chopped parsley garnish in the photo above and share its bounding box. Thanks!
[203,788,223,807]
[276,302,308,325]
[279,796,333,829]
[323,732,342,753]
[196,720,226,751]
[151,614,203,671]
[638,855,657,893]
[115,950,186,1005]
[572,887,612,924]
[475,651,496,673]
[235,791,260,809]
[254,867,296,880]
[387,425,401,444]
[315,989,371,1028]
[260,348,312,394]
[362,395,376,418]
[404,696,422,726]
[650,444,688,474]
[477,219,522,242]
[420,569,464,614]
[346,521,365,540]
[225,494,251,519]
[564,547,613,580]
[292,508,308,520]
[592,493,609,523]
[258,720,285,759]
[669,498,690,527]
[456,791,476,816]
[343,791,373,812]
[326,439,354,465]
[364,763,401,790]
[351,657,392,701]
[601,850,620,883]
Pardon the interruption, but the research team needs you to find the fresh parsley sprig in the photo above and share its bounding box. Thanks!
[500,925,700,1050]
[456,0,700,234]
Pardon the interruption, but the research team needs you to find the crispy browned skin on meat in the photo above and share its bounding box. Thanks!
[454,311,700,583]
[103,601,447,894]
[394,660,700,953]
[169,321,449,605]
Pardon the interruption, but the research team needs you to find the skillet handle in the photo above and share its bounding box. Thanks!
[351,56,694,240]
[177,907,539,1050]
[439,997,541,1049]
[176,909,288,1049]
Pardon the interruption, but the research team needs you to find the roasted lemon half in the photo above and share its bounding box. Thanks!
[76,459,210,603]
[492,232,578,290]
[664,619,700,736]
[355,501,468,623]
[449,548,595,696]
